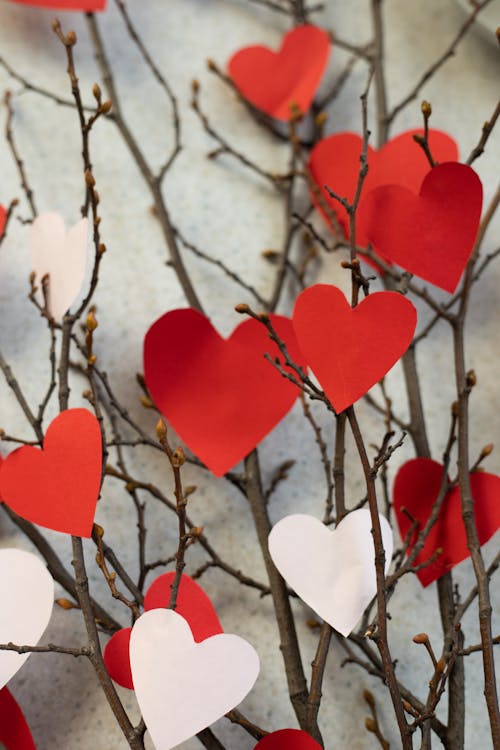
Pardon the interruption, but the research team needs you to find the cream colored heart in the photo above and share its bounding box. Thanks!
[0,548,54,688]
[268,508,393,636]
[130,609,260,750]
[30,212,89,323]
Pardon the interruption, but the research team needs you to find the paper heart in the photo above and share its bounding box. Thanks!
[361,162,482,292]
[9,0,106,9]
[228,25,330,121]
[254,729,322,749]
[308,129,458,246]
[0,205,6,236]
[104,572,223,689]
[30,212,89,323]
[0,549,54,689]
[269,509,392,636]
[292,284,416,413]
[0,688,37,750]
[143,309,306,476]
[393,458,500,586]
[130,609,260,749]
[0,409,102,537]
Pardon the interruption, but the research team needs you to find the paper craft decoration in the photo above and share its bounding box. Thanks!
[143,309,306,476]
[0,688,37,750]
[292,284,416,413]
[0,205,6,236]
[269,509,393,636]
[104,572,223,689]
[29,212,89,323]
[362,162,482,293]
[228,25,330,121]
[393,458,500,586]
[0,409,102,537]
[255,729,322,749]
[130,609,260,750]
[0,548,54,689]
[9,0,106,9]
[308,129,458,246]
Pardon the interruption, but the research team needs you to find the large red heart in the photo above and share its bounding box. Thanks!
[393,458,500,587]
[308,129,458,245]
[8,0,106,10]
[254,729,321,749]
[292,285,417,414]
[0,409,102,537]
[143,309,306,476]
[104,572,223,689]
[228,25,330,121]
[361,162,482,292]
[0,688,36,750]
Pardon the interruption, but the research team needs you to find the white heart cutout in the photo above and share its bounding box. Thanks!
[0,548,54,689]
[30,212,89,323]
[268,508,393,636]
[130,609,260,750]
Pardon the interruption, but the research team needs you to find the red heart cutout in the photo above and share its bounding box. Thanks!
[143,309,306,476]
[292,285,416,413]
[0,688,37,750]
[254,729,321,749]
[0,409,102,537]
[361,162,482,292]
[308,129,458,246]
[0,205,6,237]
[104,573,223,689]
[228,25,330,121]
[8,0,106,10]
[393,458,500,586]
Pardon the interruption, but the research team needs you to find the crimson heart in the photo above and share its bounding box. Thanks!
[292,285,416,413]
[0,409,102,537]
[308,129,458,245]
[143,309,306,476]
[104,572,223,690]
[0,205,6,237]
[228,25,330,121]
[254,729,321,749]
[361,162,482,292]
[393,458,500,587]
[0,688,36,750]
[8,0,106,10]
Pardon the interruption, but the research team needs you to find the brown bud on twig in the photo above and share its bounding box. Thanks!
[172,447,186,467]
[66,30,77,46]
[206,59,217,72]
[0,428,5,439]
[363,689,375,709]
[140,395,154,409]
[98,243,106,255]
[234,303,250,314]
[466,369,477,388]
[100,100,112,114]
[421,100,432,117]
[86,310,98,332]
[365,717,377,733]
[184,485,197,497]
[412,632,429,644]
[496,27,500,45]
[190,526,203,538]
[85,169,96,188]
[156,418,168,442]
[191,79,200,94]
[315,111,328,129]
[480,443,494,458]
[92,83,101,101]
[56,598,79,610]
[451,400,459,416]
[93,523,104,539]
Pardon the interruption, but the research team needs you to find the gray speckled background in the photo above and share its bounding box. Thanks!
[0,1,499,748]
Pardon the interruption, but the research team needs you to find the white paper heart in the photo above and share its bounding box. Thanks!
[30,212,89,323]
[0,548,54,689]
[268,508,393,636]
[129,609,260,750]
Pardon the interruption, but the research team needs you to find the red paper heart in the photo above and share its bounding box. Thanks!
[393,458,500,586]
[361,162,482,292]
[104,573,223,689]
[228,25,330,121]
[308,129,458,246]
[8,0,106,10]
[0,688,37,750]
[0,205,6,236]
[0,409,102,537]
[255,729,321,749]
[143,309,306,476]
[292,285,416,414]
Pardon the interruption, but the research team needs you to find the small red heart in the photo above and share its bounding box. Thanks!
[0,409,102,537]
[104,573,223,690]
[254,729,321,749]
[8,0,106,10]
[308,129,458,245]
[143,309,306,476]
[0,205,6,237]
[228,25,330,121]
[393,458,500,587]
[0,688,37,750]
[361,162,482,292]
[292,285,416,414]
